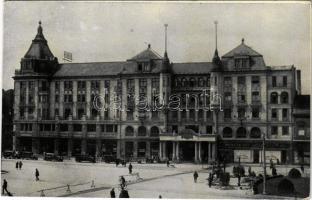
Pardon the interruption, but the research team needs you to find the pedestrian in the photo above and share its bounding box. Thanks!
[166,159,170,167]
[120,176,126,189]
[110,188,115,198]
[248,166,252,176]
[35,168,40,181]
[193,171,198,183]
[237,174,241,187]
[270,159,274,169]
[119,188,129,198]
[2,179,8,195]
[300,163,305,174]
[116,159,119,167]
[208,173,213,188]
[19,161,23,170]
[272,167,277,176]
[128,163,133,174]
[159,195,162,198]
[15,162,18,170]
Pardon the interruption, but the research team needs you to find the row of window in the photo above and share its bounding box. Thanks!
[270,92,289,104]
[59,124,118,132]
[174,77,210,88]
[55,80,111,91]
[222,126,289,138]
[125,126,159,137]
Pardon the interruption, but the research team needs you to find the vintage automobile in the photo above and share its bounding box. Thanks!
[75,155,96,163]
[2,150,14,159]
[20,151,38,160]
[102,155,116,163]
[43,153,63,162]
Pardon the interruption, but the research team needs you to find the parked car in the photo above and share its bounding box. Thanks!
[75,155,96,163]
[3,150,14,159]
[43,153,63,162]
[102,155,116,163]
[20,151,38,160]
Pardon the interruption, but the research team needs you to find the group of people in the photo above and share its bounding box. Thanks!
[15,161,23,170]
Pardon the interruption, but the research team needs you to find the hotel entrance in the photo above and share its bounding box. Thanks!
[180,142,195,161]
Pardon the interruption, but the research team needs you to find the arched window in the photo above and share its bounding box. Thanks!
[223,127,233,138]
[198,78,204,87]
[189,78,196,87]
[150,126,159,137]
[175,78,181,87]
[236,127,247,138]
[270,92,278,104]
[138,126,147,136]
[181,78,188,87]
[125,126,134,136]
[281,92,289,104]
[250,127,261,138]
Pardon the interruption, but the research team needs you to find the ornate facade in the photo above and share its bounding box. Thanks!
[13,22,305,164]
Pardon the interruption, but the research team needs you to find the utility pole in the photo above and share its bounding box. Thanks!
[262,132,267,195]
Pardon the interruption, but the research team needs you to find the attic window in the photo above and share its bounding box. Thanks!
[138,63,143,71]
[138,62,149,72]
[235,57,249,69]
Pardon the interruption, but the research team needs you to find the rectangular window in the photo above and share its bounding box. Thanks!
[55,95,59,103]
[283,76,287,87]
[238,108,245,119]
[139,79,147,94]
[252,91,260,102]
[91,80,100,90]
[55,109,59,116]
[282,126,289,135]
[238,93,246,103]
[127,110,133,120]
[206,111,212,119]
[282,109,288,120]
[224,77,232,86]
[106,125,114,132]
[271,126,278,135]
[87,124,96,132]
[73,124,82,132]
[224,92,232,103]
[272,76,276,87]
[55,81,60,91]
[78,81,86,90]
[252,107,260,119]
[64,81,73,90]
[206,126,213,134]
[60,124,68,132]
[238,76,246,85]
[224,108,231,120]
[271,108,278,120]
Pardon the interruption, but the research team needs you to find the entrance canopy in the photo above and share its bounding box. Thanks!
[160,129,216,142]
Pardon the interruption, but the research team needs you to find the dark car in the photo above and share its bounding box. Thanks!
[20,151,38,160]
[102,155,116,163]
[43,153,63,162]
[75,155,96,163]
[3,150,14,158]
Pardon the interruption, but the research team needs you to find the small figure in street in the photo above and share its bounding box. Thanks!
[270,159,274,169]
[166,160,170,167]
[15,162,18,170]
[272,166,277,176]
[237,174,241,188]
[248,166,252,176]
[119,188,129,198]
[110,188,115,198]
[2,179,8,195]
[193,171,198,183]
[128,163,133,174]
[208,173,213,188]
[116,159,119,167]
[35,168,40,181]
[159,195,162,198]
[18,161,23,170]
[120,176,126,189]
[300,163,305,174]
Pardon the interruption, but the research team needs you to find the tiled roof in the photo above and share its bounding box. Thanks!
[129,46,162,61]
[53,62,125,77]
[268,65,293,70]
[172,62,215,74]
[222,42,262,58]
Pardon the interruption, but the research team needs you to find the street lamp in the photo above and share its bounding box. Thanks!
[262,132,267,195]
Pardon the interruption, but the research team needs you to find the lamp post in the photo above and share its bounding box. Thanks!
[262,132,267,195]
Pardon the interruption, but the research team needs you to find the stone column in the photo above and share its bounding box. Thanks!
[163,142,167,159]
[96,140,102,158]
[73,81,77,119]
[25,81,29,119]
[67,139,72,157]
[117,140,121,159]
[198,142,202,162]
[172,142,176,160]
[211,143,216,161]
[54,139,59,155]
[176,142,180,161]
[159,141,162,159]
[133,141,138,159]
[208,143,211,162]
[86,81,91,119]
[81,139,87,155]
[59,81,64,118]
[194,142,198,163]
[146,141,151,158]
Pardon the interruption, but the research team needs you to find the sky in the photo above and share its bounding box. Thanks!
[2,2,311,94]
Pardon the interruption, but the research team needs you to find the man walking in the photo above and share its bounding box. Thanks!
[128,163,133,174]
[2,179,8,195]
[110,188,115,198]
[119,188,129,198]
[35,168,40,181]
[18,161,23,170]
[208,173,213,188]
[15,162,18,170]
[193,171,198,183]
